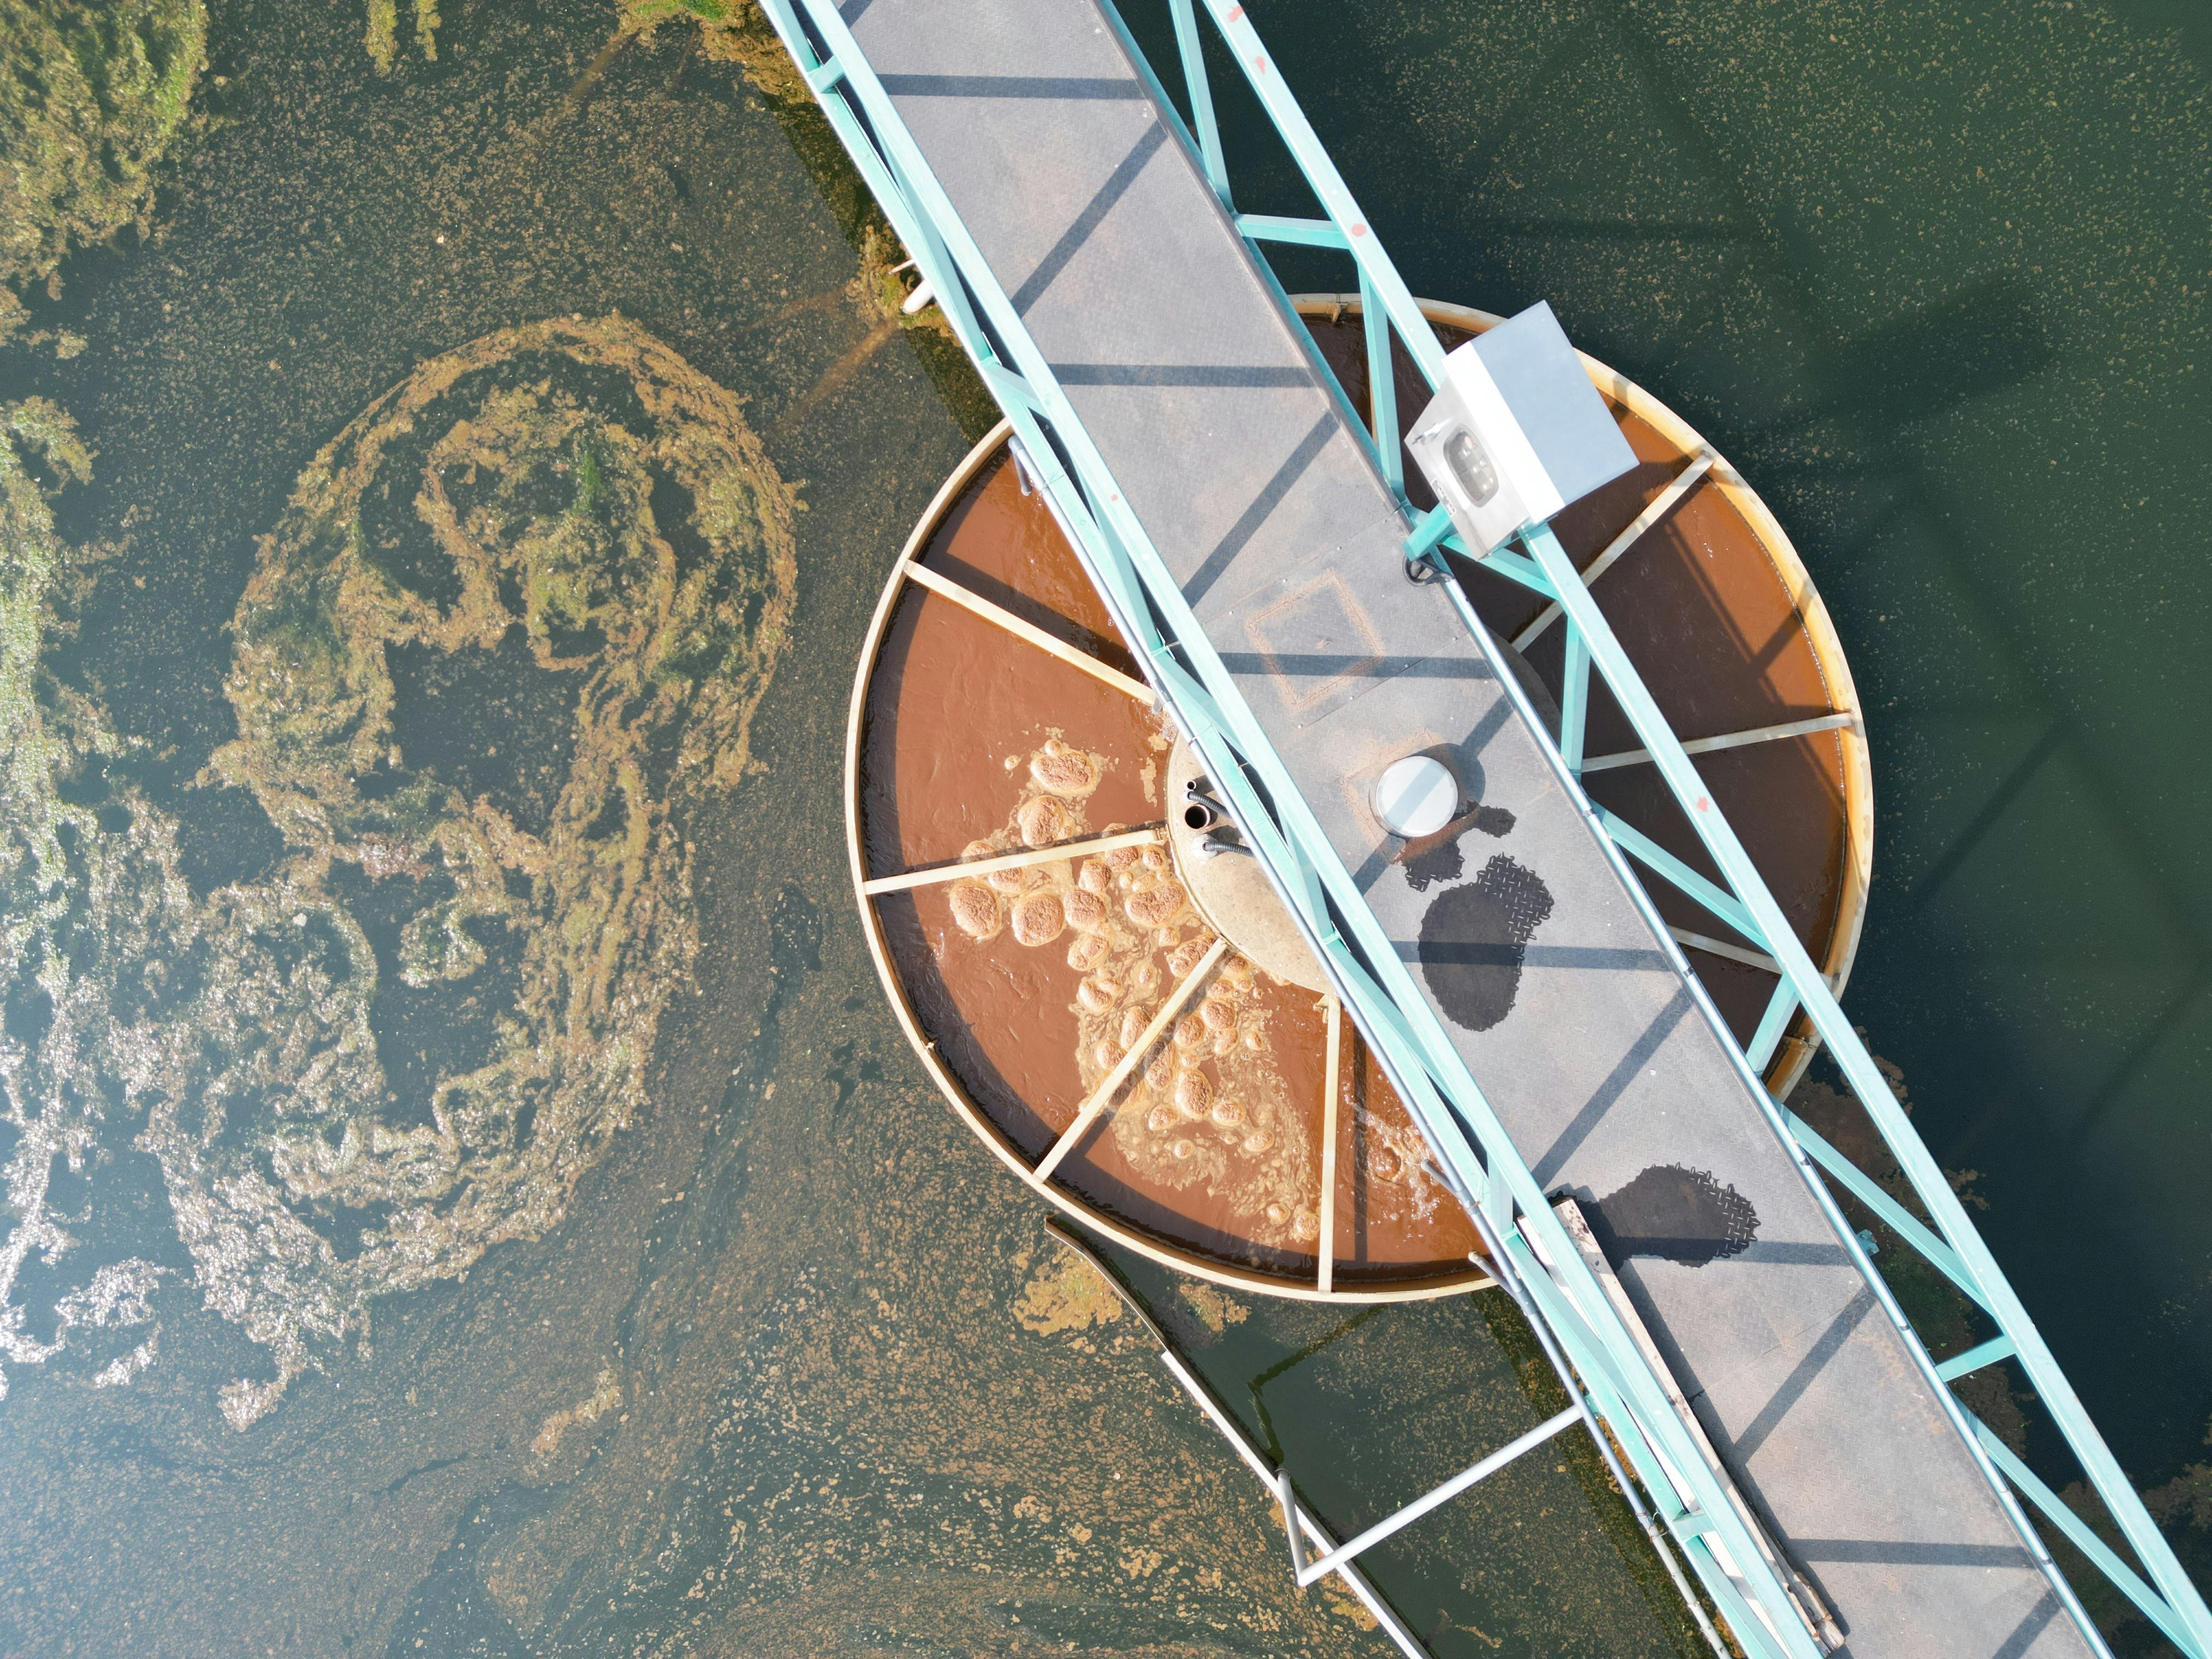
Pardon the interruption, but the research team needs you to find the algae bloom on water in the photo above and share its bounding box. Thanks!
[0,316,799,1427]
[0,395,191,1398]
[0,0,207,292]
[193,315,798,1424]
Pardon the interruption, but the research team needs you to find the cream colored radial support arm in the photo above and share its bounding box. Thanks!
[1668,926,1782,975]
[862,826,1163,895]
[1512,452,1715,649]
[902,559,1155,704]
[1034,937,1229,1182]
[1579,711,1855,775]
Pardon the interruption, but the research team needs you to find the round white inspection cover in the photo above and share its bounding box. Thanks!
[1372,755,1459,838]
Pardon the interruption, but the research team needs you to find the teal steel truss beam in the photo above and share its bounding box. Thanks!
[1136,3,2210,1651]
[755,0,2210,1652]
[753,4,1827,1651]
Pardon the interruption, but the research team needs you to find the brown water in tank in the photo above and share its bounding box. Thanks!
[859,452,1484,1284]
[1305,309,1857,1053]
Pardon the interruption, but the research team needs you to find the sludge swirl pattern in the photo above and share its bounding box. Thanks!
[0,317,797,1426]
[945,738,1321,1249]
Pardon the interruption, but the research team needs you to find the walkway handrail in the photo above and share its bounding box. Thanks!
[759,1,2210,1652]
[753,3,1838,1654]
[1153,2,2211,1652]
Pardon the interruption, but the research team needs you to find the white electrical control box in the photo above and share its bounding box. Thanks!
[1404,301,1638,560]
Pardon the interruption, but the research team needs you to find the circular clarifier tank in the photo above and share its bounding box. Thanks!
[845,297,1872,1302]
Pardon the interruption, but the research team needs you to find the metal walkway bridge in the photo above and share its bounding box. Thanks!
[759,2,2212,1655]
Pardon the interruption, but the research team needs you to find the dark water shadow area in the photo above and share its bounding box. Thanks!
[1083,1228,1713,1658]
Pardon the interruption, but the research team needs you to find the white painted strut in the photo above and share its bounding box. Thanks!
[1279,1404,1582,1587]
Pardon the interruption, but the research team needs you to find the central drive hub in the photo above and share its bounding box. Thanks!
[1163,740,1329,993]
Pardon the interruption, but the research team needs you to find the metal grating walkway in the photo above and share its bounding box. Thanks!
[837,5,2079,1650]
[763,0,2212,1654]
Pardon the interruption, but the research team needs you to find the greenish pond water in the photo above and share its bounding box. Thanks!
[0,1,2205,1655]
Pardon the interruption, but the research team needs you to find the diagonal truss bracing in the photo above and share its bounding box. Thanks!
[754,1,2212,1654]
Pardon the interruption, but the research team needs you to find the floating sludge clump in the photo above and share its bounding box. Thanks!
[937,732,1319,1247]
